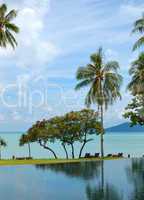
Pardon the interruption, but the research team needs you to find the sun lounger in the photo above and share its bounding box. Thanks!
[112,153,123,158]
[94,153,100,157]
[118,153,123,157]
[107,154,112,157]
[16,157,33,160]
[84,153,91,158]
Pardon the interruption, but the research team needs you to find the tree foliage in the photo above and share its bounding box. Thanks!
[20,109,102,159]
[0,137,7,159]
[0,137,7,147]
[128,53,144,95]
[124,52,144,128]
[19,134,30,146]
[0,4,19,48]
[124,95,144,126]
[132,13,144,51]
[75,47,122,109]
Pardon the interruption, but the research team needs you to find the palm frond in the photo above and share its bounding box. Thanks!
[105,72,122,87]
[85,79,103,107]
[90,47,103,68]
[132,18,144,33]
[130,52,144,74]
[6,9,18,21]
[6,23,19,33]
[86,63,98,72]
[128,52,144,94]
[0,138,7,147]
[85,87,93,107]
[75,79,93,90]
[0,4,7,18]
[0,31,7,48]
[104,61,119,72]
[127,76,141,92]
[5,30,17,48]
[0,4,19,48]
[76,66,94,80]
[103,72,122,108]
[5,31,15,48]
[91,79,102,104]
[129,65,137,75]
[133,36,144,51]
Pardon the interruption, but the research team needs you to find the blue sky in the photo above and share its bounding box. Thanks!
[0,0,143,131]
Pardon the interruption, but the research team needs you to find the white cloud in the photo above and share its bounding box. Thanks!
[0,0,60,72]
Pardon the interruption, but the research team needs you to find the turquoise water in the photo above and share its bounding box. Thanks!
[0,159,143,199]
[0,133,144,159]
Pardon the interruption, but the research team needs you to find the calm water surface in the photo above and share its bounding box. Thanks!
[0,159,144,199]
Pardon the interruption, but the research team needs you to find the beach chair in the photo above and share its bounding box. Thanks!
[84,153,91,158]
[94,153,100,157]
[118,153,123,157]
[107,154,112,157]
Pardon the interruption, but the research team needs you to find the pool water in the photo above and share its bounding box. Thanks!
[0,159,143,199]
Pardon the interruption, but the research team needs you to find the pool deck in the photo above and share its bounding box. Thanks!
[0,157,124,166]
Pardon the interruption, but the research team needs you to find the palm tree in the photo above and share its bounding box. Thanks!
[0,138,7,159]
[127,52,144,95]
[75,47,123,157]
[132,13,144,51]
[0,3,19,48]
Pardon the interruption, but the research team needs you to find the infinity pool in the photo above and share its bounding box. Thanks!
[0,159,143,199]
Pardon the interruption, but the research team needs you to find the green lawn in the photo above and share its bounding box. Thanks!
[0,157,123,166]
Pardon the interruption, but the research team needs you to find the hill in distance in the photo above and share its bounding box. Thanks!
[106,122,144,133]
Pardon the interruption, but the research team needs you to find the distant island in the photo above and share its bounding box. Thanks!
[106,122,144,133]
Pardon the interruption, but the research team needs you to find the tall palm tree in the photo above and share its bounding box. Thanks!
[75,47,123,157]
[0,3,19,48]
[132,13,144,51]
[0,138,7,159]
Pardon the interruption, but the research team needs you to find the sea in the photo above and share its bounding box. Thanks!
[0,132,144,159]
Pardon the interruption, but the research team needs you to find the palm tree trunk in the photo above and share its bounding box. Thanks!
[62,143,69,159]
[28,142,31,158]
[100,104,104,157]
[99,79,104,158]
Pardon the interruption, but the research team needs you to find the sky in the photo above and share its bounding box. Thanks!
[0,0,143,131]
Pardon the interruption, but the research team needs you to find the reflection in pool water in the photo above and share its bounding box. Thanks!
[0,159,143,199]
[35,161,101,180]
[126,159,144,200]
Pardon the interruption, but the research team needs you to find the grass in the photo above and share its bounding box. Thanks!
[0,157,123,166]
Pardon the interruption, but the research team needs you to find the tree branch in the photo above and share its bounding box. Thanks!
[39,140,57,159]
